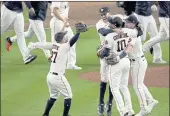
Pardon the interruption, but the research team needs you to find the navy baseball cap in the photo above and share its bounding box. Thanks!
[55,31,67,43]
[125,14,139,24]
[99,7,110,14]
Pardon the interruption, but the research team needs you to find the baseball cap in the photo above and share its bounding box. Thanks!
[108,16,123,28]
[99,7,110,15]
[55,31,68,43]
[125,14,139,24]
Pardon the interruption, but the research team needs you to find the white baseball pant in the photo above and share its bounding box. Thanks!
[100,59,109,82]
[108,58,133,115]
[134,13,163,61]
[130,57,155,109]
[143,17,169,51]
[47,72,72,99]
[10,19,51,59]
[50,17,76,66]
[1,4,30,61]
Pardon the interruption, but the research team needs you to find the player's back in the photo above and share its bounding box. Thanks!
[50,43,69,75]
[105,28,132,55]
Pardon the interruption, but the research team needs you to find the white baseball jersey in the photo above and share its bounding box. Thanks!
[105,28,137,55]
[96,19,109,44]
[51,2,69,18]
[50,43,70,74]
[128,36,144,59]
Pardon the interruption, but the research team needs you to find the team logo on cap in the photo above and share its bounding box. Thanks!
[101,9,104,12]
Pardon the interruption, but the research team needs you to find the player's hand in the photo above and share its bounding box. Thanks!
[29,8,36,17]
[151,5,157,12]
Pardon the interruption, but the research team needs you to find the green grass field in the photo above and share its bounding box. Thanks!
[1,27,169,116]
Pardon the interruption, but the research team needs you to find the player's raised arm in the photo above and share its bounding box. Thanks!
[69,22,88,47]
[51,2,65,22]
[24,2,36,17]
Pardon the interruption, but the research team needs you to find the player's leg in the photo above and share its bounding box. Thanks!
[50,18,64,42]
[6,24,35,51]
[131,58,151,115]
[98,59,109,115]
[143,22,167,53]
[119,58,134,115]
[108,65,127,116]
[66,27,82,70]
[147,15,165,63]
[29,19,51,59]
[0,5,15,35]
[13,13,37,64]
[43,73,60,116]
[57,75,73,116]
[159,17,169,39]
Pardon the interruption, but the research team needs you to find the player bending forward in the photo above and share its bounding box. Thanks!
[98,16,134,116]
[27,22,87,116]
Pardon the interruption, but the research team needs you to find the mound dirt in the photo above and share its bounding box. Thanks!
[81,66,169,88]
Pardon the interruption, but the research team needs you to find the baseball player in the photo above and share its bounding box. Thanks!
[6,1,51,60]
[123,15,158,116]
[134,1,166,64]
[28,22,87,116]
[116,1,136,16]
[143,1,170,52]
[50,2,81,70]
[96,7,113,116]
[1,1,37,64]
[97,16,135,116]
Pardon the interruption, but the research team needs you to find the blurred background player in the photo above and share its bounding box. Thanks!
[96,7,113,116]
[6,1,51,60]
[50,2,82,70]
[143,1,170,52]
[116,1,136,16]
[134,1,166,64]
[1,1,37,64]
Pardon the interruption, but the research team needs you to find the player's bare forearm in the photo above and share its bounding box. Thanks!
[53,7,64,22]
[119,43,133,59]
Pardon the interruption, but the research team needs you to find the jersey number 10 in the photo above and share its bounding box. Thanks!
[117,39,127,52]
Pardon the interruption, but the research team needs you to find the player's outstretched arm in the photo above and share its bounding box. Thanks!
[69,21,88,47]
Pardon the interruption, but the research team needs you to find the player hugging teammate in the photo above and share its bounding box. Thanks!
[96,5,159,116]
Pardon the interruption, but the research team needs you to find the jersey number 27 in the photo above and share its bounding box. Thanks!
[51,45,60,63]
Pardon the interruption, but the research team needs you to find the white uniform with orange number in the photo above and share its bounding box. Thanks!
[104,28,136,115]
[50,2,76,67]
[129,33,156,110]
[96,19,109,82]
[47,42,72,99]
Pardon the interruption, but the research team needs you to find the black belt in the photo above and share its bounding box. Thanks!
[50,72,58,75]
[130,55,144,62]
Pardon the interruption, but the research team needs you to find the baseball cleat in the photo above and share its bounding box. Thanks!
[97,104,105,116]
[136,107,151,116]
[67,65,82,70]
[6,37,13,51]
[24,55,37,64]
[148,100,158,112]
[153,58,167,64]
[105,102,112,116]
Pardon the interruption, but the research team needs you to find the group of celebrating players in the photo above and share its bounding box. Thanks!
[1,1,169,116]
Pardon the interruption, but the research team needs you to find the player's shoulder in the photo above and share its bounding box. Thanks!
[96,19,104,26]
[105,32,118,39]
[122,28,138,38]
